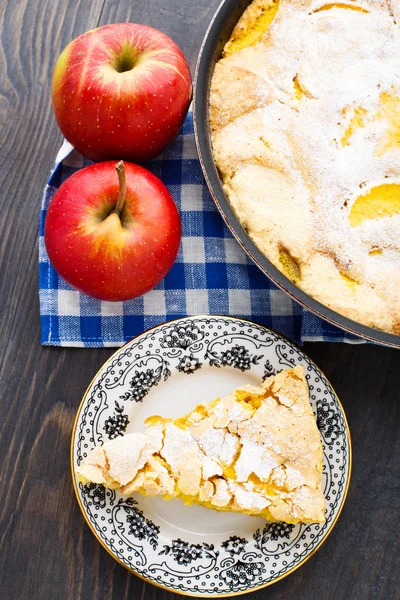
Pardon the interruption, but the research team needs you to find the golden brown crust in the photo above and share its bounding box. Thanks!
[77,366,325,524]
[210,63,272,134]
[210,0,400,334]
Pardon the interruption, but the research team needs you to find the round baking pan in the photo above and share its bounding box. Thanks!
[193,0,400,348]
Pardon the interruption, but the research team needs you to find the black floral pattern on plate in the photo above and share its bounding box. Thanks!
[125,501,160,550]
[176,353,202,374]
[160,322,203,349]
[316,400,343,443]
[221,535,248,556]
[262,358,277,380]
[219,535,264,588]
[221,345,262,371]
[254,522,295,550]
[159,539,214,566]
[219,559,264,588]
[208,344,263,371]
[120,368,161,403]
[103,401,129,439]
[81,482,116,509]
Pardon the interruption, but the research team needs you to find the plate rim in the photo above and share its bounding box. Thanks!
[70,314,352,597]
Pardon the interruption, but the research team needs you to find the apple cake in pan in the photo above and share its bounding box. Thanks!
[210,0,400,334]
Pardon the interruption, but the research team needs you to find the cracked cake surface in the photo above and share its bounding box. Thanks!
[210,0,400,334]
[77,366,325,524]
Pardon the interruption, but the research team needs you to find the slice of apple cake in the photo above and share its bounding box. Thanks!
[76,366,325,524]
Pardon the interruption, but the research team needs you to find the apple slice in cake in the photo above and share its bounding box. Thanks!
[76,366,325,524]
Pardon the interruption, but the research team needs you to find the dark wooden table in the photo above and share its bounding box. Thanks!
[1,1,399,598]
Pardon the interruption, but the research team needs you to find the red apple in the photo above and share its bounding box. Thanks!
[51,23,192,162]
[44,161,181,301]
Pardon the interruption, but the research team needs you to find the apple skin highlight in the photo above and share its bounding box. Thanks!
[52,23,192,162]
[44,161,182,301]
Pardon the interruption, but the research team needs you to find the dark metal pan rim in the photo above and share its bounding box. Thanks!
[193,0,400,348]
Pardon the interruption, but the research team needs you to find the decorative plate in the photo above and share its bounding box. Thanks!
[71,316,351,597]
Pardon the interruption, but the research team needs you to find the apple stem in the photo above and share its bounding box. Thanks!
[113,160,126,217]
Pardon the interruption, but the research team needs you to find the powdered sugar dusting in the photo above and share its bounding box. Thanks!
[77,367,326,522]
[211,0,400,332]
[235,438,279,482]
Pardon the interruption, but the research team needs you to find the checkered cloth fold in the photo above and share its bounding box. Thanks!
[39,111,362,347]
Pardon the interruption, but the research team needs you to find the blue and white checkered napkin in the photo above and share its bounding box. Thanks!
[39,111,362,347]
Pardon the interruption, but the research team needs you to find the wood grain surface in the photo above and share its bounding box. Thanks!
[0,1,399,599]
